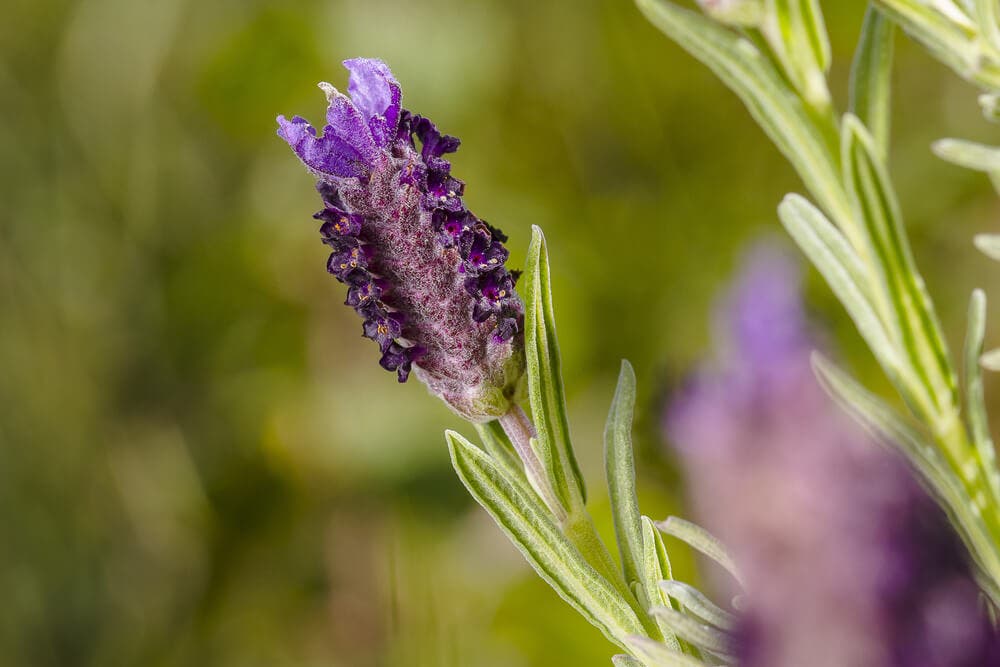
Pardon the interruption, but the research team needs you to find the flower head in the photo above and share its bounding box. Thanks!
[665,243,1000,667]
[278,59,524,421]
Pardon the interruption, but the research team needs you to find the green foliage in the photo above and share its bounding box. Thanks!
[605,360,644,587]
[449,227,729,665]
[446,430,646,649]
[524,226,587,514]
[638,0,1000,606]
[849,8,894,160]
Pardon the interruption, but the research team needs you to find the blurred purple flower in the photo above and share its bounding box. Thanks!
[278,59,524,420]
[665,243,1000,667]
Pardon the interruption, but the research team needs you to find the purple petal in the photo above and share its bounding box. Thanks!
[276,115,365,179]
[322,86,378,163]
[343,58,402,147]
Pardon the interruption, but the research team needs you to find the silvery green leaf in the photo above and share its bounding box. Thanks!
[699,0,765,26]
[964,290,1000,502]
[800,0,832,72]
[974,234,1000,260]
[761,0,832,108]
[874,0,1000,90]
[777,194,904,383]
[929,0,978,27]
[524,225,587,511]
[446,430,645,649]
[659,580,736,630]
[612,655,645,667]
[810,353,1000,602]
[850,7,895,160]
[976,0,1000,55]
[606,360,644,586]
[649,606,735,658]
[810,353,954,492]
[645,517,675,583]
[654,517,744,588]
[641,517,683,650]
[625,636,714,667]
[841,115,957,420]
[980,92,1000,120]
[982,348,1000,370]
[933,138,1000,192]
[635,0,852,227]
[933,138,1000,171]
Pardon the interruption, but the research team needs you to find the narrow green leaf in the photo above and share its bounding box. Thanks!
[606,360,644,586]
[977,0,1000,57]
[635,0,852,227]
[762,0,832,109]
[447,430,644,648]
[645,517,674,583]
[874,0,1000,91]
[974,234,1000,261]
[850,7,895,160]
[931,0,978,28]
[810,353,1000,601]
[654,517,744,588]
[625,636,712,667]
[933,138,1000,172]
[649,607,734,658]
[842,115,957,422]
[612,655,644,667]
[659,581,736,630]
[801,0,832,72]
[777,194,904,381]
[810,353,959,502]
[640,517,682,651]
[524,226,587,510]
[964,290,1000,503]
[980,92,1000,120]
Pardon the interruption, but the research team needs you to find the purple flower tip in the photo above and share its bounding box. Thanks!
[278,59,524,420]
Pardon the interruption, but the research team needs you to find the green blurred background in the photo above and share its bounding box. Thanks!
[2,0,999,664]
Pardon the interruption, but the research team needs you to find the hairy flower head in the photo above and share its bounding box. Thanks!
[278,58,524,421]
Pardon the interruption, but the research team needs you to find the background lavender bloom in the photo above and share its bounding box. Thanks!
[278,59,524,420]
[665,243,1000,667]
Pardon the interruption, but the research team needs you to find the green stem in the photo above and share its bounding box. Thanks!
[562,510,663,642]
[498,405,567,522]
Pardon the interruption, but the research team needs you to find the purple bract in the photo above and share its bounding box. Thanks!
[278,58,524,420]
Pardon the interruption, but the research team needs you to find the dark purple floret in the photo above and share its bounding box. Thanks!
[277,58,524,419]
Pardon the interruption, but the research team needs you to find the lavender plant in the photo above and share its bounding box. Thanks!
[277,59,720,664]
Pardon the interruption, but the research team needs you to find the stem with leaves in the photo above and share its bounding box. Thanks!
[449,226,738,666]
[636,0,1000,603]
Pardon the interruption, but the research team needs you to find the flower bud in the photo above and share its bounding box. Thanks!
[278,58,524,421]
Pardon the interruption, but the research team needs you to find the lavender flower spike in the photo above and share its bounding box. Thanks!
[277,59,525,421]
